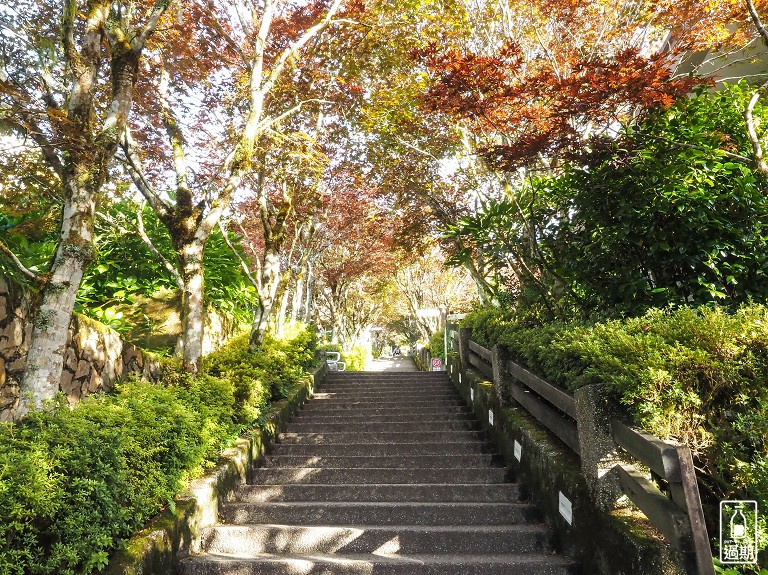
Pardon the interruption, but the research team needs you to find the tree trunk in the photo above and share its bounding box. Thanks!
[291,272,305,322]
[275,281,291,336]
[304,262,315,324]
[179,241,206,373]
[17,183,97,417]
[250,250,282,348]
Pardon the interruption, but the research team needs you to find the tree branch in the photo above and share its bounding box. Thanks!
[747,0,768,49]
[0,238,40,281]
[744,80,768,177]
[120,128,173,220]
[218,218,258,289]
[136,204,184,290]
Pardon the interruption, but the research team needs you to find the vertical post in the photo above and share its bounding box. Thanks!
[573,384,625,511]
[458,327,472,371]
[491,344,512,406]
[441,306,448,371]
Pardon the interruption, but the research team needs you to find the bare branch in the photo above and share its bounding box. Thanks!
[218,218,258,289]
[747,0,768,49]
[744,81,768,177]
[120,128,173,220]
[0,237,39,281]
[136,204,184,289]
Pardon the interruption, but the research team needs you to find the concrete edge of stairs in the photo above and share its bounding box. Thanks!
[104,362,329,575]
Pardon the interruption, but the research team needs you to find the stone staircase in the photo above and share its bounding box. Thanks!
[178,371,579,574]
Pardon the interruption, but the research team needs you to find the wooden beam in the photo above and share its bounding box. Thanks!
[612,420,681,481]
[505,359,577,419]
[616,464,692,551]
[508,380,581,454]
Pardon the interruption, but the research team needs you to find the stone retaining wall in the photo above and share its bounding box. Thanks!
[0,275,165,421]
[0,275,239,421]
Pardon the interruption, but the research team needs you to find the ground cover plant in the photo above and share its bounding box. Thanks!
[461,304,768,565]
[0,325,316,575]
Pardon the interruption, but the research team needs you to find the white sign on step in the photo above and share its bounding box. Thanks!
[431,357,443,371]
[488,409,494,426]
[459,373,462,384]
[514,440,522,461]
[558,491,573,525]
[470,387,474,402]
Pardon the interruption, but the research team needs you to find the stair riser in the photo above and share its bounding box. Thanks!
[235,483,521,503]
[311,394,461,403]
[307,399,467,407]
[269,442,494,456]
[202,525,550,555]
[294,413,475,423]
[277,431,484,444]
[220,503,539,526]
[260,455,496,469]
[248,467,507,485]
[298,406,472,417]
[178,558,577,575]
[285,421,479,433]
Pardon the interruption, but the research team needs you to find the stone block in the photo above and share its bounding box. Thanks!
[74,359,90,380]
[60,368,78,397]
[87,367,103,393]
[64,347,78,371]
[0,295,7,324]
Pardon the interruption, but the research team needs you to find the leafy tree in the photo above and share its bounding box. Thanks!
[0,0,172,416]
[545,83,768,314]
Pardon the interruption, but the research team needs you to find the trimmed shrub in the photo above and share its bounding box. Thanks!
[0,324,316,575]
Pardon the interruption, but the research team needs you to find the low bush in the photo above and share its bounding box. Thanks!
[0,324,316,575]
[461,305,768,564]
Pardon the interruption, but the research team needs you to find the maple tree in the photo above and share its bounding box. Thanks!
[411,0,750,171]
[119,0,360,370]
[0,0,172,415]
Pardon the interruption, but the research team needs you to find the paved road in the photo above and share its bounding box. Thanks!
[366,356,420,372]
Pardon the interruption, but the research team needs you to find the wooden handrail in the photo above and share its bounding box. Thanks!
[452,332,715,575]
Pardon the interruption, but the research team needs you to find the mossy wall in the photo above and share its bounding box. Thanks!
[0,275,162,421]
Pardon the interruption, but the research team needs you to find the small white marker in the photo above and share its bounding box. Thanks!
[488,409,494,426]
[558,492,573,525]
[514,440,522,461]
[470,387,474,402]
[459,373,462,384]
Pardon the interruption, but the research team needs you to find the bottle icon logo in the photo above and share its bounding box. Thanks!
[720,501,758,565]
[730,506,747,539]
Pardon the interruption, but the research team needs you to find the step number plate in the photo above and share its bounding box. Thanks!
[558,491,573,525]
[514,440,522,461]
[488,409,494,426]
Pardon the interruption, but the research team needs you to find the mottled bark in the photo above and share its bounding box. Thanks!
[250,250,282,347]
[179,242,206,373]
[17,0,169,417]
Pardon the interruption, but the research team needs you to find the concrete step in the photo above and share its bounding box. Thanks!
[293,412,476,423]
[318,383,452,392]
[285,420,480,433]
[220,501,540,526]
[201,523,551,555]
[178,552,578,575]
[260,454,498,469]
[234,483,522,503]
[306,398,467,407]
[312,388,461,401]
[248,467,507,485]
[269,441,494,456]
[277,430,485,444]
[298,405,472,417]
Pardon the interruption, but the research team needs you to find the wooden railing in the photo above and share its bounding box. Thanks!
[449,327,715,575]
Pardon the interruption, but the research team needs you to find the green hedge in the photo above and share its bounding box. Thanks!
[0,325,316,575]
[462,305,768,562]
